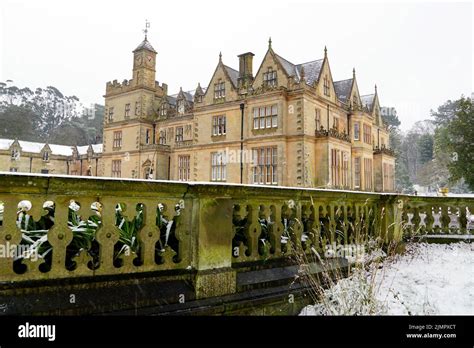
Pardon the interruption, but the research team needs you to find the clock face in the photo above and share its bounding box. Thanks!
[146,55,154,66]
[135,55,143,66]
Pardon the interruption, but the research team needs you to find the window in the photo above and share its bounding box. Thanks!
[354,122,360,141]
[211,152,226,181]
[333,117,339,131]
[175,127,184,142]
[323,75,330,96]
[108,107,114,122]
[263,68,277,87]
[113,131,122,149]
[342,152,349,187]
[41,169,49,174]
[9,168,18,172]
[177,99,185,115]
[42,151,49,161]
[159,130,166,145]
[253,105,278,129]
[352,95,358,108]
[252,147,278,185]
[145,129,151,144]
[363,124,372,144]
[364,158,373,190]
[214,81,225,99]
[331,149,341,187]
[111,160,121,178]
[160,103,167,117]
[125,103,131,118]
[195,95,203,103]
[384,163,395,191]
[354,157,361,188]
[212,115,226,136]
[11,149,19,160]
[178,155,190,181]
[315,108,321,129]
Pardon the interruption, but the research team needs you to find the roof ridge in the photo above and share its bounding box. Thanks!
[334,78,353,83]
[296,58,324,66]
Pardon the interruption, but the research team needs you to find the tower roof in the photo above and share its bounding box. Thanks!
[133,38,157,53]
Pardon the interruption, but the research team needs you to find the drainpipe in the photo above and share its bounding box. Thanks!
[29,157,32,173]
[152,123,156,144]
[378,129,380,148]
[326,105,330,130]
[80,159,83,175]
[240,102,245,184]
[168,156,171,180]
[95,158,98,176]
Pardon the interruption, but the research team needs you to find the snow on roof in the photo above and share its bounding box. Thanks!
[77,145,90,155]
[274,52,324,85]
[18,140,45,153]
[224,65,239,88]
[0,138,103,156]
[92,144,103,153]
[48,144,74,156]
[0,139,14,150]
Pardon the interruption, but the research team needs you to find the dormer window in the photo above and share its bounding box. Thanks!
[42,151,49,161]
[214,81,225,99]
[160,103,167,117]
[195,95,203,103]
[263,68,277,87]
[177,99,185,115]
[353,95,358,108]
[323,75,330,97]
[11,149,20,160]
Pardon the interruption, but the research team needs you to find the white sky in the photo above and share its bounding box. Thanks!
[0,0,472,130]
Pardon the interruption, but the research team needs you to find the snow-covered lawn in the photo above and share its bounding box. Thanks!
[300,242,474,315]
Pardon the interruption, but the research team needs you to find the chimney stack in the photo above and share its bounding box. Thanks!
[237,52,255,89]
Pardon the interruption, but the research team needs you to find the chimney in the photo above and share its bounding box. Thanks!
[237,52,255,88]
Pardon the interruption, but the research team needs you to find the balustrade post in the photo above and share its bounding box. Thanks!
[192,196,236,299]
[380,195,404,244]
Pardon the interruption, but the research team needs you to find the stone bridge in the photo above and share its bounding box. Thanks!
[0,173,472,315]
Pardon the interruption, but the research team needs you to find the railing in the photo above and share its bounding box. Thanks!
[373,145,395,157]
[315,126,351,143]
[0,173,472,299]
[174,140,194,148]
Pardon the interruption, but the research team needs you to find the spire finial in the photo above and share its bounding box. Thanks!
[268,37,272,49]
[353,67,356,78]
[324,45,327,58]
[143,19,150,40]
[375,84,378,93]
[219,51,222,62]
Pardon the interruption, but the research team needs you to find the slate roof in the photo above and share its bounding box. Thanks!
[333,79,353,103]
[274,53,324,85]
[224,65,239,88]
[360,94,375,111]
[133,38,157,53]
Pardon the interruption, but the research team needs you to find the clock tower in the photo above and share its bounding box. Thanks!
[132,34,157,88]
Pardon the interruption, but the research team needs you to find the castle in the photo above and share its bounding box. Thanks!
[1,32,395,192]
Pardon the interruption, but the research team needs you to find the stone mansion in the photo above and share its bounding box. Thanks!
[0,34,396,192]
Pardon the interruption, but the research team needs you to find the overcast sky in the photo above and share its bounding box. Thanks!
[0,0,472,130]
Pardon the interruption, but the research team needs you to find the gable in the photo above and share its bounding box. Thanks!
[203,61,238,104]
[252,49,290,89]
[315,58,337,103]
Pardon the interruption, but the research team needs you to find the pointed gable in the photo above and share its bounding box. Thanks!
[315,49,337,103]
[203,54,238,104]
[361,94,375,113]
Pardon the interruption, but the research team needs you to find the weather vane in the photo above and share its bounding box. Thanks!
[143,20,150,40]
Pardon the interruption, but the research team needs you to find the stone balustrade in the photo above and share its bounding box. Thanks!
[0,173,472,302]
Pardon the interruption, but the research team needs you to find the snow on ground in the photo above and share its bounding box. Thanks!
[301,242,474,315]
